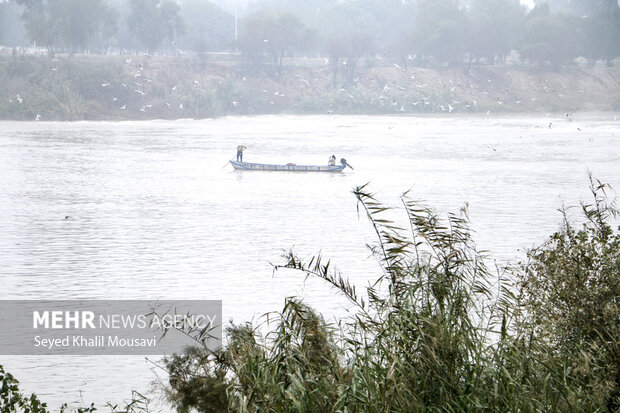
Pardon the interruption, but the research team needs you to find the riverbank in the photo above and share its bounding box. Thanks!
[1,54,619,121]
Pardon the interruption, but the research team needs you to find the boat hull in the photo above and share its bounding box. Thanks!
[230,160,345,172]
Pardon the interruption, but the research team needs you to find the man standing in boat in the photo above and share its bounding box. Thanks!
[237,145,247,162]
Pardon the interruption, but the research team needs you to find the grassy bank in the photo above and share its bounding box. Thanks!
[1,54,619,121]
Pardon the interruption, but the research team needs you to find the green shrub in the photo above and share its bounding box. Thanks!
[164,179,619,412]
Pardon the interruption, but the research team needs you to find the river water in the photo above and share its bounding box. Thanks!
[0,114,618,410]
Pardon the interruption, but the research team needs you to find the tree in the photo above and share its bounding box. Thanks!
[409,0,469,66]
[0,2,30,47]
[128,0,185,53]
[238,11,311,74]
[518,5,581,68]
[467,0,526,64]
[581,10,620,66]
[15,0,57,53]
[177,0,234,52]
[370,0,416,68]
[317,3,378,84]
[15,0,118,54]
[535,0,620,15]
[50,0,117,53]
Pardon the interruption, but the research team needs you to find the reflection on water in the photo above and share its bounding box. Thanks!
[0,114,618,410]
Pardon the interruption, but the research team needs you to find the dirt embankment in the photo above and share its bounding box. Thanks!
[1,54,619,121]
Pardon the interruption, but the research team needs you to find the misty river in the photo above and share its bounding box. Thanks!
[1,114,618,410]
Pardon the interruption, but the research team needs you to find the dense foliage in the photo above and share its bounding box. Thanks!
[1,0,619,68]
[517,178,620,410]
[161,179,619,412]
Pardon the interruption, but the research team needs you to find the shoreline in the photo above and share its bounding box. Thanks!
[1,55,619,122]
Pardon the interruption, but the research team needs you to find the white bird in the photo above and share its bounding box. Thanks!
[112,97,118,102]
[393,63,401,69]
[179,103,184,109]
[16,94,22,104]
[35,114,41,121]
[120,104,126,110]
[165,103,171,108]
[139,106,146,112]
[101,82,110,87]
[448,104,454,112]
[134,90,146,95]
[172,86,178,91]
[232,101,239,108]
[400,105,405,112]
[383,85,390,92]
[134,73,142,78]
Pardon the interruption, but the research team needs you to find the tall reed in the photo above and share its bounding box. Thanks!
[164,179,618,412]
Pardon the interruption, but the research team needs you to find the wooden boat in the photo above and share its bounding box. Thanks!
[230,160,346,172]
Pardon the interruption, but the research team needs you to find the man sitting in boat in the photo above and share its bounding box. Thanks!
[328,155,336,166]
[237,145,247,162]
